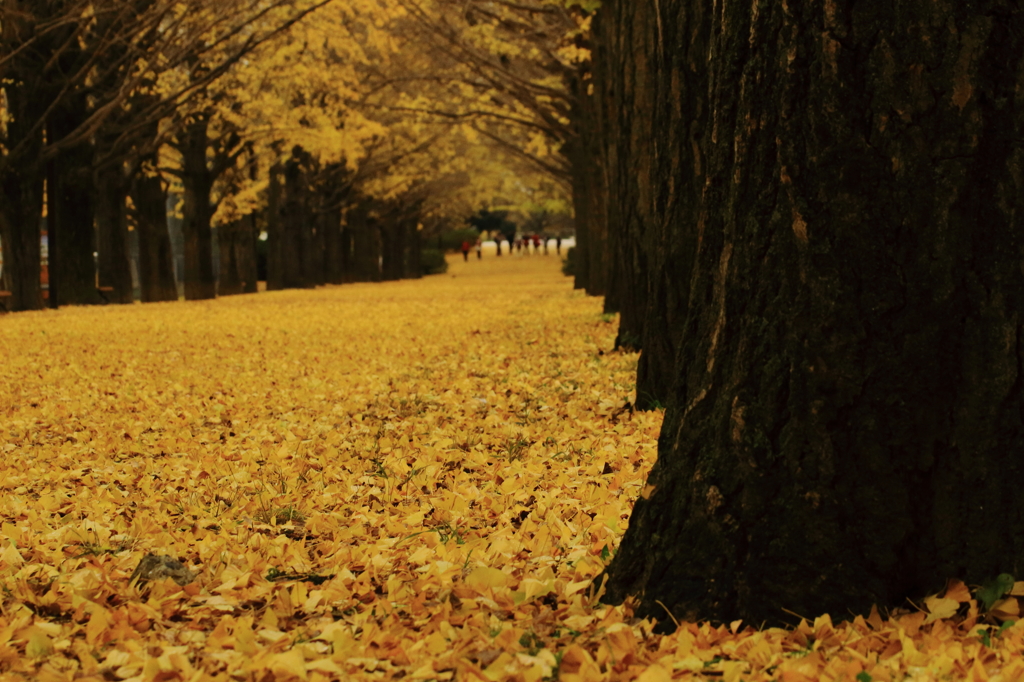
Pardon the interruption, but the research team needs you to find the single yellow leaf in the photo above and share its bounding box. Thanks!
[0,543,23,568]
[635,664,672,682]
[924,595,959,623]
[991,597,1020,622]
[85,606,112,646]
[25,631,53,658]
[269,649,307,680]
[305,658,343,674]
[465,566,510,591]
[945,579,973,602]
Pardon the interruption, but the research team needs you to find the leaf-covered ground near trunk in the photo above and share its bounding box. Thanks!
[0,255,1021,682]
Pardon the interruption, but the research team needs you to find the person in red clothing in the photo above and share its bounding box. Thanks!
[461,240,471,261]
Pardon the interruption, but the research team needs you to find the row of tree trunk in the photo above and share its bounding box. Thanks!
[0,133,426,311]
[572,0,1024,627]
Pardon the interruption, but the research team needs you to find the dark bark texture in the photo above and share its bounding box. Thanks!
[567,70,610,298]
[602,0,1024,626]
[47,103,103,308]
[0,19,47,311]
[594,1,706,408]
[0,159,44,311]
[1,5,52,310]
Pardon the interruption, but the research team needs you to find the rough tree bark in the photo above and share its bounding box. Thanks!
[1,3,62,311]
[601,0,1024,626]
[594,1,706,408]
[0,160,44,311]
[0,53,46,311]
[567,68,610,297]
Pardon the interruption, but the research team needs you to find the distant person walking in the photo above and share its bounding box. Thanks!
[556,236,562,255]
[496,235,503,256]
[461,240,471,261]
[475,237,482,259]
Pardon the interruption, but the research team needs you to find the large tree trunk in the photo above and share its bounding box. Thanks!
[179,118,217,300]
[47,105,102,307]
[567,70,610,298]
[0,75,46,311]
[131,167,178,302]
[95,163,134,304]
[0,165,44,312]
[594,2,706,409]
[0,3,73,311]
[602,0,1024,627]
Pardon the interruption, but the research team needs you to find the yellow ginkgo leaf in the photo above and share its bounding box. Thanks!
[465,566,510,592]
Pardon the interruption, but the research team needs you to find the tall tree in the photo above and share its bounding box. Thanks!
[0,0,333,310]
[600,0,1024,627]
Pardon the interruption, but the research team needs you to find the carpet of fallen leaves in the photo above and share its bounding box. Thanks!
[1,255,1023,682]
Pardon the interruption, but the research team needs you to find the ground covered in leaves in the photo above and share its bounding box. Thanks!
[1,255,1022,682]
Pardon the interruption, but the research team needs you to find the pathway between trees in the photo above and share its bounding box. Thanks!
[0,255,664,680]
[0,255,1016,680]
